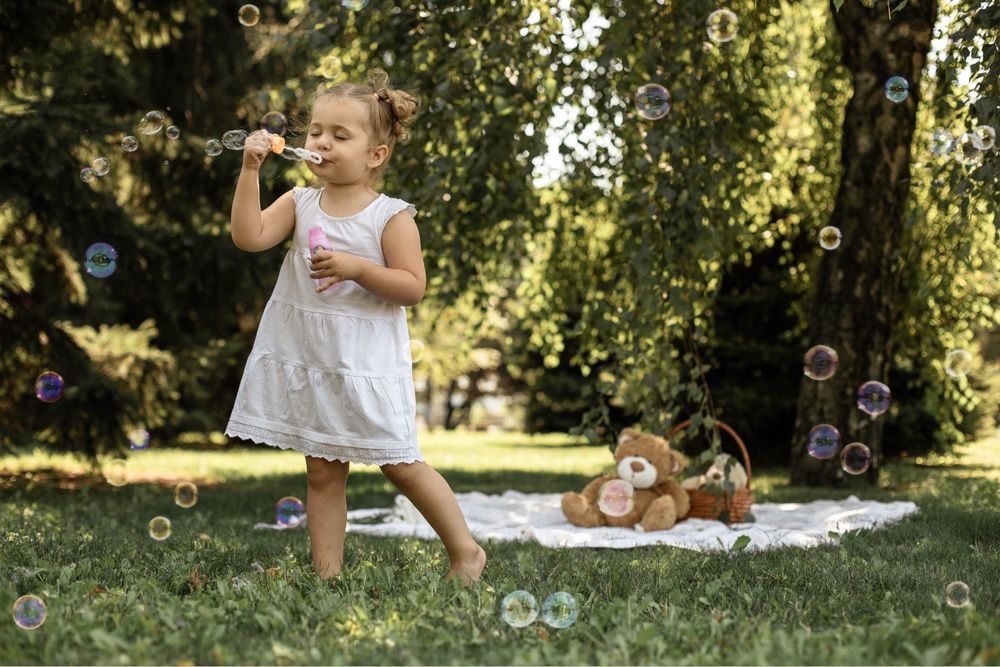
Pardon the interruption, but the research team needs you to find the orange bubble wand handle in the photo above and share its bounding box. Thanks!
[268,134,286,154]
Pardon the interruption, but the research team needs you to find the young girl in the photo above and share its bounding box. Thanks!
[224,81,487,585]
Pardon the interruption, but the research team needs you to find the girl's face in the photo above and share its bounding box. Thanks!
[304,97,388,185]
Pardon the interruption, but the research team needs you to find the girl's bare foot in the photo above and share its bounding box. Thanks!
[445,544,487,586]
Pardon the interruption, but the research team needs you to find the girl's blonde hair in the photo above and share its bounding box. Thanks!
[312,81,420,183]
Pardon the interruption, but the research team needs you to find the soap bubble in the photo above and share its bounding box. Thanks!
[596,479,635,517]
[105,458,128,487]
[857,380,891,417]
[260,111,288,136]
[944,349,973,377]
[175,482,198,508]
[884,76,909,103]
[945,581,971,608]
[317,54,343,80]
[250,562,265,573]
[341,0,370,9]
[706,9,738,43]
[367,67,390,88]
[11,595,46,630]
[819,226,842,250]
[148,516,172,541]
[222,129,249,150]
[84,242,118,278]
[840,442,871,475]
[803,345,838,381]
[275,496,305,527]
[410,339,425,363]
[930,128,955,156]
[806,424,840,460]
[635,84,671,121]
[238,4,260,26]
[80,167,97,183]
[974,126,996,151]
[204,139,223,157]
[35,371,64,402]
[90,157,110,176]
[165,126,181,141]
[955,132,985,166]
[541,592,578,628]
[500,590,538,628]
[138,110,164,135]
[121,135,139,152]
[128,428,150,451]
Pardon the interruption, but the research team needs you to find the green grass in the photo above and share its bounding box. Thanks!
[2,430,999,665]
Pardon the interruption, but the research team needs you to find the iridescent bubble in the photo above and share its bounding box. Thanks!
[803,345,838,381]
[367,67,390,88]
[11,595,46,631]
[955,132,984,166]
[238,4,260,26]
[596,479,635,517]
[317,54,343,80]
[80,167,97,183]
[706,9,739,43]
[806,424,840,460]
[341,0,370,9]
[275,496,305,527]
[840,442,871,475]
[819,226,842,250]
[121,135,139,152]
[222,130,249,150]
[85,242,118,278]
[635,84,671,121]
[175,482,198,508]
[945,581,971,608]
[128,428,150,451]
[410,339,425,363]
[148,516,172,541]
[944,349,973,377]
[165,126,181,141]
[541,592,578,629]
[884,76,909,103]
[138,110,164,135]
[930,128,955,156]
[259,111,288,136]
[105,458,128,487]
[204,139,223,157]
[500,590,538,628]
[857,380,891,417]
[90,157,110,176]
[974,125,996,151]
[35,371,64,403]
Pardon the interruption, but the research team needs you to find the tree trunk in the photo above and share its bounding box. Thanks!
[789,0,937,486]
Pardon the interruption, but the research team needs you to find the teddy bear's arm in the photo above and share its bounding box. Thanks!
[580,474,617,503]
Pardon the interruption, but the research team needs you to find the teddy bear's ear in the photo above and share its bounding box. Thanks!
[617,428,639,446]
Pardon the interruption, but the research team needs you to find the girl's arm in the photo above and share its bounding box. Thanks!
[230,130,295,252]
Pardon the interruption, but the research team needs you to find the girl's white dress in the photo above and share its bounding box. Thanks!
[225,187,423,465]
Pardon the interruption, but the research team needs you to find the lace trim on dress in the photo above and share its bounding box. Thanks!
[225,420,424,465]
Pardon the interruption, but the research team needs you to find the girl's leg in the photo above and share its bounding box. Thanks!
[380,461,486,585]
[305,456,350,579]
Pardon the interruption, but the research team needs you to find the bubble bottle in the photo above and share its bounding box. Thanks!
[308,226,339,291]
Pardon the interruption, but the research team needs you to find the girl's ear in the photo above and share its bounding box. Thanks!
[368,144,389,168]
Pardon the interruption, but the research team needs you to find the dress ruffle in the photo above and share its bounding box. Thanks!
[225,420,424,465]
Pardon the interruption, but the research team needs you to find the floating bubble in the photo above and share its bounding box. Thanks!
[91,157,110,176]
[410,339,426,363]
[260,111,288,136]
[105,458,128,487]
[635,84,671,121]
[127,428,150,451]
[806,424,840,460]
[85,242,118,278]
[819,226,842,250]
[500,590,538,628]
[857,380,891,417]
[250,562,265,573]
[80,167,97,183]
[12,595,46,631]
[884,76,909,103]
[222,129,249,150]
[955,132,985,166]
[175,482,198,508]
[317,54,343,80]
[803,345,838,381]
[596,479,635,517]
[930,128,955,156]
[944,349,973,377]
[275,496,305,527]
[148,516,172,541]
[975,126,996,151]
[945,581,971,608]
[341,0,370,9]
[238,4,260,26]
[541,592,578,628]
[367,67,390,88]
[840,442,871,475]
[204,139,223,157]
[138,110,164,135]
[121,135,139,152]
[35,371,64,403]
[706,9,739,43]
[165,126,181,141]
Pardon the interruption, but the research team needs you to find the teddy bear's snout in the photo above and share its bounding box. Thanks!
[630,461,645,473]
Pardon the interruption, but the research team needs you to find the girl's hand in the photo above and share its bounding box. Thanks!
[309,250,366,292]
[242,130,272,171]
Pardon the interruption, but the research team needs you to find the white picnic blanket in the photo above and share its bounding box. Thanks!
[257,491,919,552]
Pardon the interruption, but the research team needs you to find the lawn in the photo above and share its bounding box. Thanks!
[2,430,999,665]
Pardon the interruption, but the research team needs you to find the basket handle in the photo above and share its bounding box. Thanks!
[665,419,752,490]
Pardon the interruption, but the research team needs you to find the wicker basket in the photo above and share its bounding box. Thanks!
[666,419,753,524]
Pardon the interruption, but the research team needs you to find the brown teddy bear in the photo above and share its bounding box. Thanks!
[561,427,691,532]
